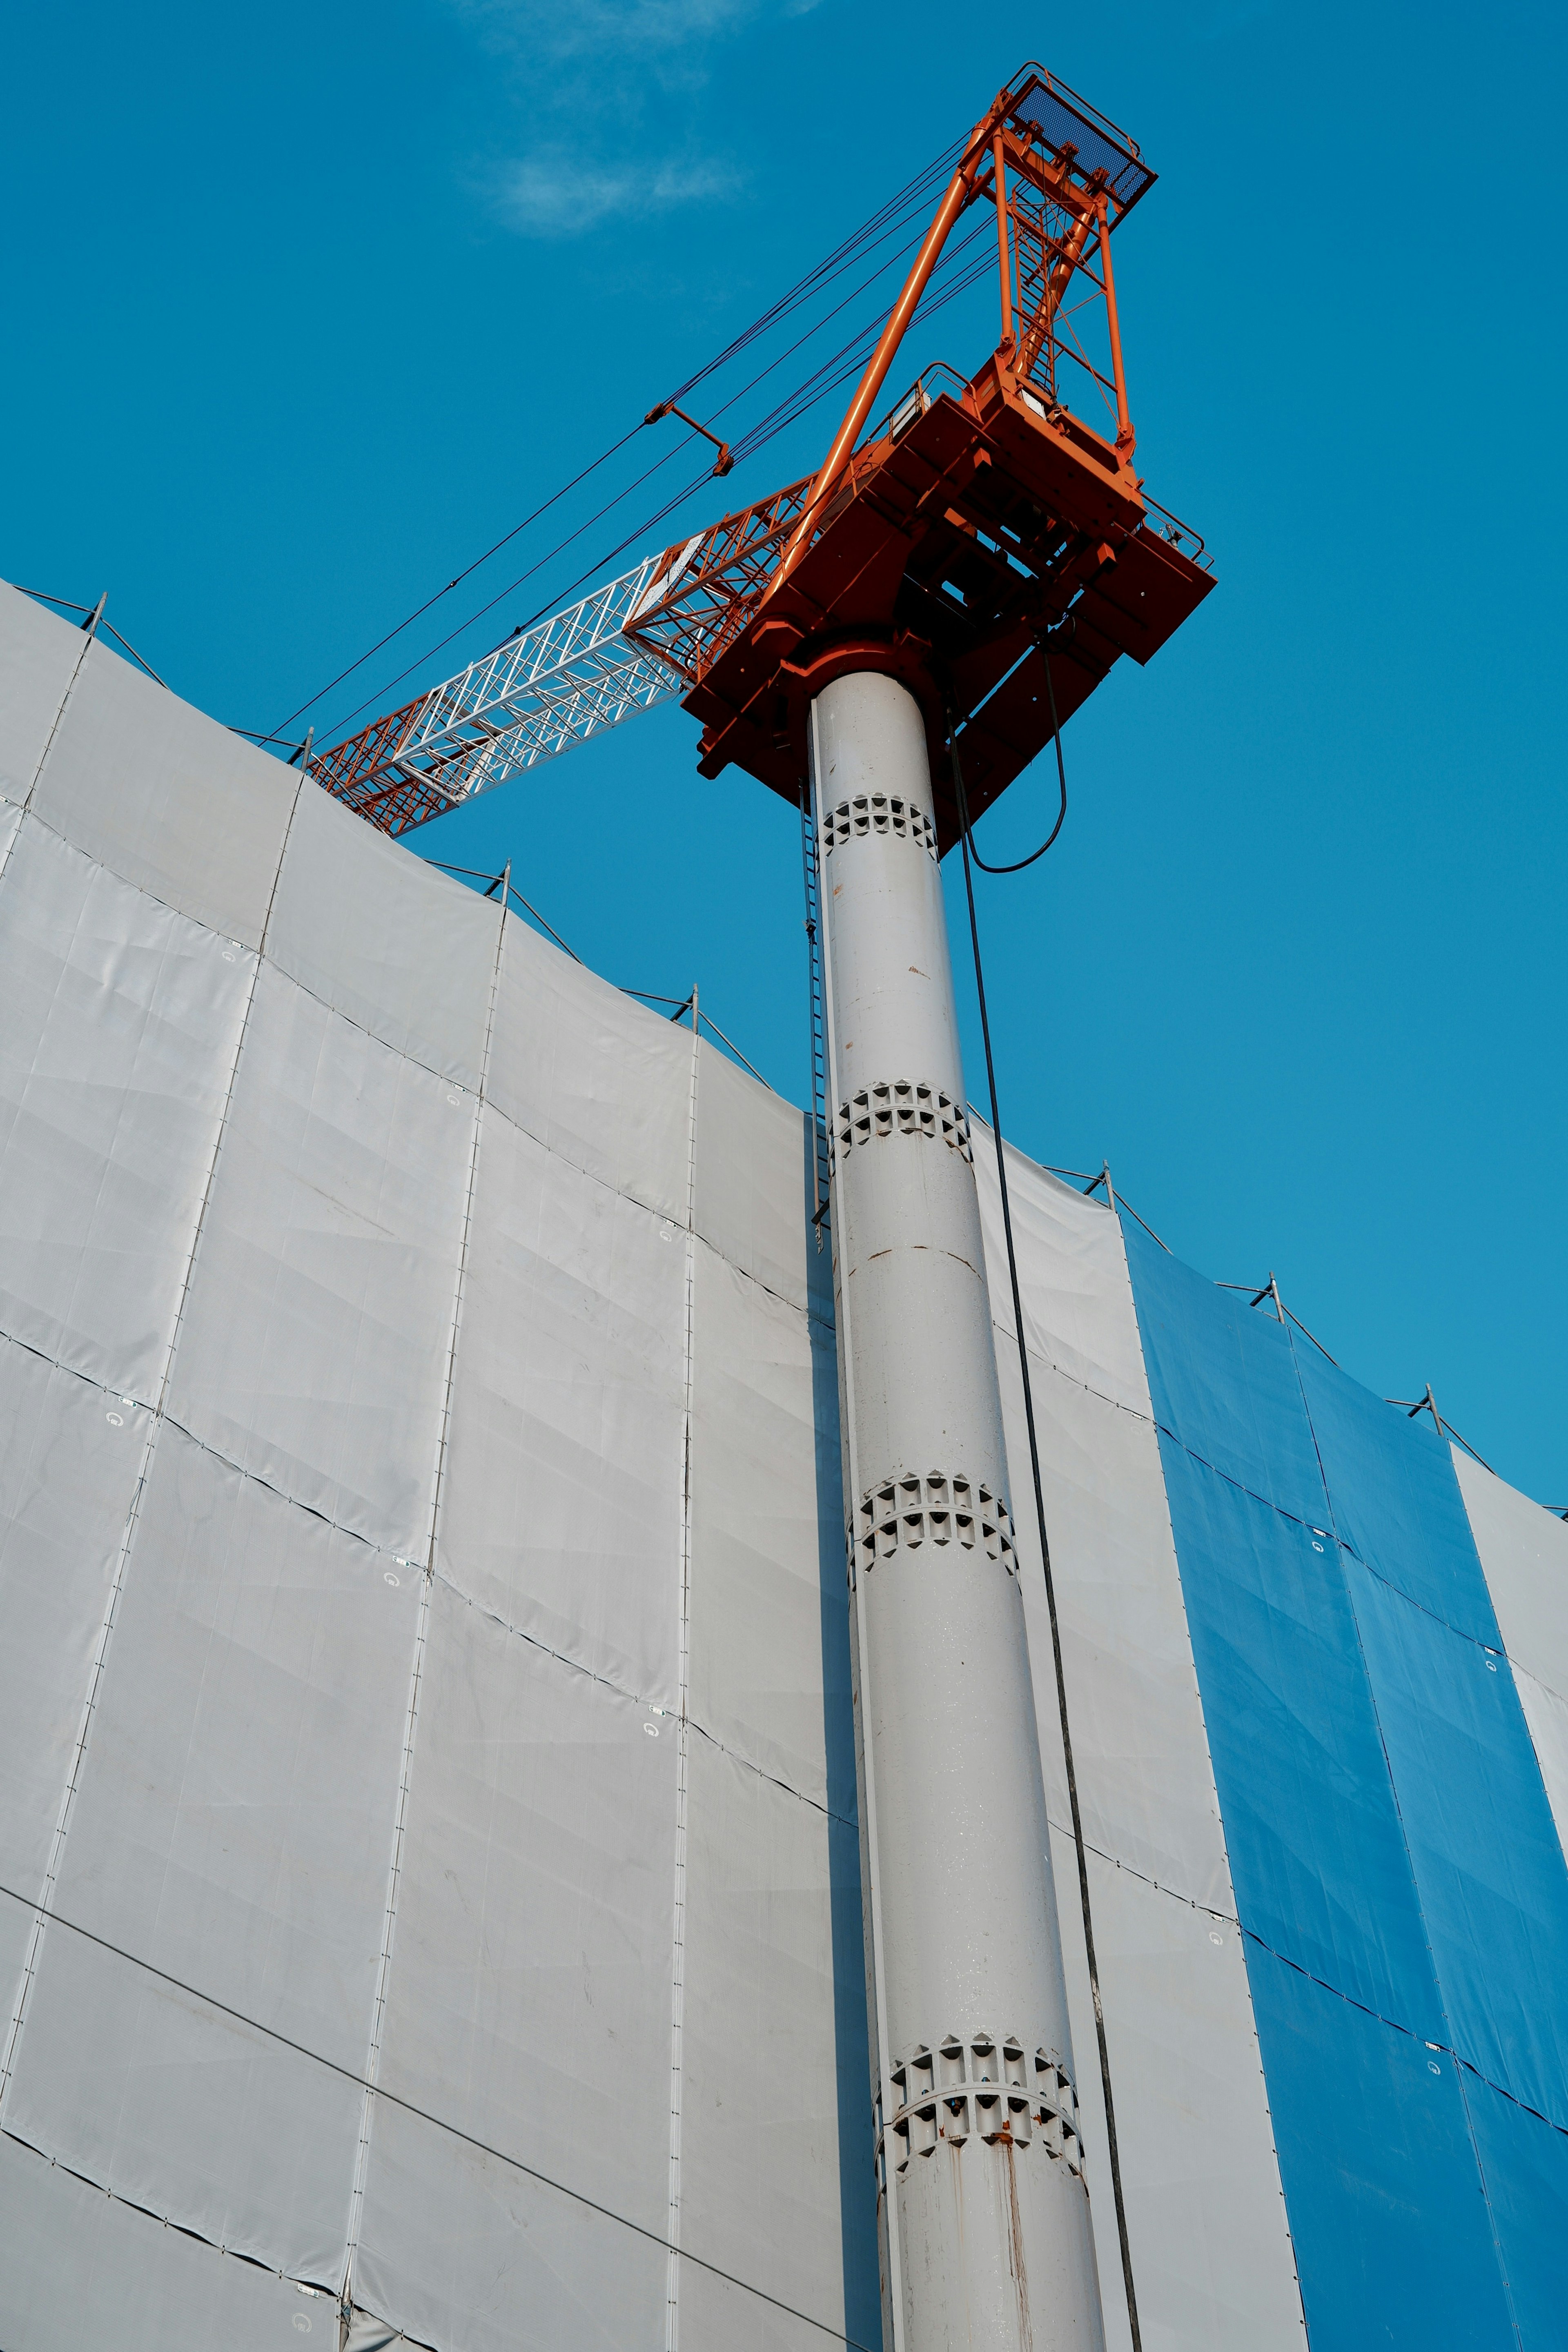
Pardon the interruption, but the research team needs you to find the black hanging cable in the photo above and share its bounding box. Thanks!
[947,708,1144,2352]
[961,631,1069,873]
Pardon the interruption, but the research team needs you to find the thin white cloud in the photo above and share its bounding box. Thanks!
[494,149,742,235]
[452,0,806,236]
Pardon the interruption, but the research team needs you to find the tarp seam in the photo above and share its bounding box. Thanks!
[11,795,501,1093]
[1099,1211,1309,2344]
[665,1003,700,2352]
[996,1321,1154,1432]
[0,2124,336,2296]
[425,1564,859,1828]
[477,1084,836,1334]
[17,615,100,813]
[344,869,511,2307]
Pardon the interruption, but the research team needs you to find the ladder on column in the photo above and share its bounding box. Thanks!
[799,788,832,1249]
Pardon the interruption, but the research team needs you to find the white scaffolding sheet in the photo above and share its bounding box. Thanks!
[0,589,873,2352]
[978,1138,1307,2352]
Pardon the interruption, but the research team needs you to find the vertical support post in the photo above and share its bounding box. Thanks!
[993,133,1014,352]
[814,670,1106,2352]
[1095,191,1134,450]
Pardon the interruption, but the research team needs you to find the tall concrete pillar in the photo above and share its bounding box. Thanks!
[812,671,1105,2352]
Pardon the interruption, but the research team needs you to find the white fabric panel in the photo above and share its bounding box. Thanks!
[678,2253,861,2352]
[1050,1833,1307,2352]
[680,1732,873,2352]
[1452,1447,1568,1699]
[488,913,693,1225]
[975,1127,1149,1417]
[1508,1668,1568,1863]
[0,815,252,1397]
[4,1919,360,2285]
[0,2128,338,2352]
[0,791,23,862]
[0,1335,147,1897]
[0,1896,31,2051]
[4,1425,416,2281]
[45,1425,420,2070]
[0,583,86,804]
[268,784,499,1088]
[693,1040,828,1320]
[688,1238,845,1809]
[30,639,298,948]
[981,1143,1305,2346]
[355,2098,666,2352]
[346,2310,411,2352]
[436,1104,685,1708]
[1453,1448,1568,1858]
[355,1575,676,2348]
[168,964,471,1557]
[1000,1348,1232,1912]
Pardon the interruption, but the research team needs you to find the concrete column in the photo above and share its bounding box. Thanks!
[812,672,1105,2352]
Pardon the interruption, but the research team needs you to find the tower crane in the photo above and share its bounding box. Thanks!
[310,67,1210,849]
[313,65,1216,2352]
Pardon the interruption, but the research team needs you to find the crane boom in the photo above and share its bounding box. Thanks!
[308,556,685,836]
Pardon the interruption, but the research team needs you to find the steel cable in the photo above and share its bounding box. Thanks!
[312,209,998,745]
[271,423,646,737]
[0,1877,874,2350]
[278,142,967,742]
[958,634,1069,873]
[947,713,1144,2352]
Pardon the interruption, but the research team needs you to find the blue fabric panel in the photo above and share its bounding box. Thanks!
[1350,1564,1568,2128]
[1121,1219,1568,2339]
[1121,1222,1327,1528]
[1293,1345,1502,1644]
[1154,1435,1446,2037]
[1245,1948,1516,2350]
[1465,2071,1568,2348]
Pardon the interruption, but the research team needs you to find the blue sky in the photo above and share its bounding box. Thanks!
[6,0,1565,1505]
